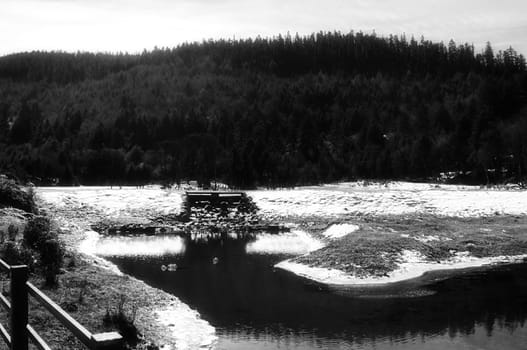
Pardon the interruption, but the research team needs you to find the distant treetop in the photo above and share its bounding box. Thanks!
[0,31,524,84]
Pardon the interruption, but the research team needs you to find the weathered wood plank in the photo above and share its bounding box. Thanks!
[0,259,10,272]
[11,265,28,350]
[27,325,52,350]
[91,332,123,349]
[0,322,10,347]
[0,293,10,311]
[186,191,244,194]
[186,191,244,198]
[186,191,245,206]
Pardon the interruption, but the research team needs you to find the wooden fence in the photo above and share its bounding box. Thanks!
[0,259,123,350]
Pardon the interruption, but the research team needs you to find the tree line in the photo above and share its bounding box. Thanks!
[0,31,526,187]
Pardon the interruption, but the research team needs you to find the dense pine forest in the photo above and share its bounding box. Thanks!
[0,31,526,187]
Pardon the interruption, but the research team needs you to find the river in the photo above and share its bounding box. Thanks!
[104,235,527,350]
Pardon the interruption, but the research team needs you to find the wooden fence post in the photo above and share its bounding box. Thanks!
[10,265,28,350]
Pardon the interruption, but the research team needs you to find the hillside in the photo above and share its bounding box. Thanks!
[0,31,526,187]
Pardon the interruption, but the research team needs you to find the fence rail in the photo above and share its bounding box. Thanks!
[0,259,123,350]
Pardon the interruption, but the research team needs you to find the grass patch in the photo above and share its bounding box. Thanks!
[295,215,527,277]
[103,294,140,345]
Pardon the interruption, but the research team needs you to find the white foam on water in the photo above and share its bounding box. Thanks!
[246,230,324,255]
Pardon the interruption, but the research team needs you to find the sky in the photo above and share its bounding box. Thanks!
[0,0,526,56]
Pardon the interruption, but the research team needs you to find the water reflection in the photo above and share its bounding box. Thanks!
[245,231,323,255]
[95,235,186,257]
[102,235,527,349]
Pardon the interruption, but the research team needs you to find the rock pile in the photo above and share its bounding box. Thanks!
[95,193,288,238]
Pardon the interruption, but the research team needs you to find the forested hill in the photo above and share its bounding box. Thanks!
[0,31,526,187]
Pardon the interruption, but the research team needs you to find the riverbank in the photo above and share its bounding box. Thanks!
[276,252,527,286]
[25,246,215,349]
[274,215,527,287]
[37,189,217,350]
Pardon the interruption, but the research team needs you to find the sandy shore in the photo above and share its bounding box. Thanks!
[249,181,527,218]
[275,250,527,286]
[247,183,527,288]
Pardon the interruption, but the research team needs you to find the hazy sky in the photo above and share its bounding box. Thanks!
[1,0,526,56]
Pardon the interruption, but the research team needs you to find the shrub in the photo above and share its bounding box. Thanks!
[22,216,64,286]
[0,241,35,269]
[1,241,20,265]
[7,224,18,241]
[104,294,139,345]
[0,223,21,244]
[0,179,37,213]
[40,239,64,286]
[23,216,53,250]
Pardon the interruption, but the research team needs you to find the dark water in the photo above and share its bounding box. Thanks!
[106,237,527,349]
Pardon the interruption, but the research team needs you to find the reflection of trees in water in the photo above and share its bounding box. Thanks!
[216,264,527,346]
[109,240,527,348]
[432,267,527,339]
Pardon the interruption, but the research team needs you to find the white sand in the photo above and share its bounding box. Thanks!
[156,307,216,350]
[276,250,527,286]
[39,186,184,219]
[39,182,527,220]
[249,182,527,218]
[245,230,324,255]
[322,223,359,239]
